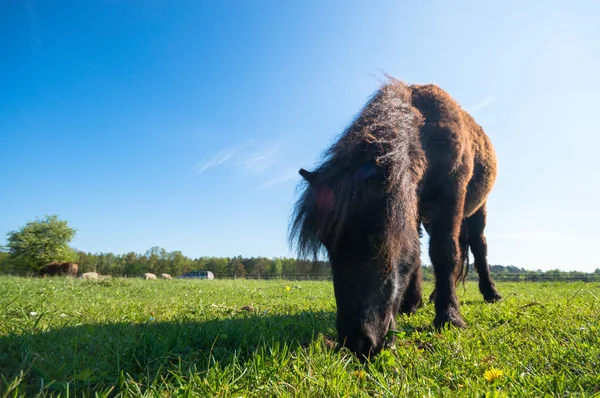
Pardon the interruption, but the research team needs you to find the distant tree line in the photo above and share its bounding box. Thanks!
[73,248,331,279]
[0,246,331,278]
[445,264,600,282]
[1,215,599,280]
[2,245,599,281]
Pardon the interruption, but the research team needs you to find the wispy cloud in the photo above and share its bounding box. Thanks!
[469,95,496,114]
[241,146,279,173]
[25,0,40,43]
[192,144,281,175]
[191,149,237,174]
[257,170,298,190]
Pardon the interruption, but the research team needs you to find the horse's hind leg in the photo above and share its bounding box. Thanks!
[466,203,501,303]
[421,222,439,304]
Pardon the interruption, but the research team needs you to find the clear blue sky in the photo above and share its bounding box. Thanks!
[1,1,599,271]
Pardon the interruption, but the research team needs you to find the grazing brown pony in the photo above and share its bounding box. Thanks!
[290,78,501,358]
[38,262,79,277]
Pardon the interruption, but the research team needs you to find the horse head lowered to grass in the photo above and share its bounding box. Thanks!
[290,78,501,358]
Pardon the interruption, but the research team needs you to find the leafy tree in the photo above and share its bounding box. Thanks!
[145,246,168,274]
[193,257,208,272]
[228,256,246,278]
[168,251,189,276]
[96,252,120,275]
[248,257,268,278]
[296,259,314,274]
[0,247,16,274]
[76,251,96,273]
[6,215,77,271]
[269,258,282,277]
[281,258,297,276]
[122,251,141,276]
[207,257,228,277]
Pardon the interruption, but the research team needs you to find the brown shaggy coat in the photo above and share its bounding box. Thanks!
[291,78,500,357]
[38,262,79,277]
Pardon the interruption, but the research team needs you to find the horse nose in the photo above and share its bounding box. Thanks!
[343,330,379,358]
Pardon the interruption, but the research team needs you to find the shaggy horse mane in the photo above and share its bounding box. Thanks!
[290,79,426,266]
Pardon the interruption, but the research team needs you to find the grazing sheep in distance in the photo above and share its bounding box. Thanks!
[143,273,157,280]
[81,272,99,280]
[38,262,79,277]
[160,273,172,280]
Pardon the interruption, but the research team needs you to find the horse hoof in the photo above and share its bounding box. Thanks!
[399,306,418,315]
[400,298,422,315]
[433,312,467,330]
[428,291,437,303]
[484,292,502,303]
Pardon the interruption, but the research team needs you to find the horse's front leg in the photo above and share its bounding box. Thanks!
[428,193,467,329]
[427,220,467,304]
[398,265,423,315]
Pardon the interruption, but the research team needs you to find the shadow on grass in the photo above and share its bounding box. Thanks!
[0,310,336,395]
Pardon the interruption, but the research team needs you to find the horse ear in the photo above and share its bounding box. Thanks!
[299,168,318,184]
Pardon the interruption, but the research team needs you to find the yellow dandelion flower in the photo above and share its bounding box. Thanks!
[285,286,291,291]
[354,370,367,380]
[483,368,504,382]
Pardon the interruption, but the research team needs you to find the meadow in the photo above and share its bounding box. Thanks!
[0,276,598,397]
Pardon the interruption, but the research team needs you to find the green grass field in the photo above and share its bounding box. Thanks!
[0,277,599,397]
